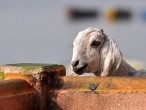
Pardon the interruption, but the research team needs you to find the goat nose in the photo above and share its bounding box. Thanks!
[71,60,79,67]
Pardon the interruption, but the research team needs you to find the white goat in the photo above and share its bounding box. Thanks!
[71,27,145,76]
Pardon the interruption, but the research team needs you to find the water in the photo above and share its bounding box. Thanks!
[0,0,146,69]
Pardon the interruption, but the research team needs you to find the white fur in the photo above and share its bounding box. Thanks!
[71,27,145,76]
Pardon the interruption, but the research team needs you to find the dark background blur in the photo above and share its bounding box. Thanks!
[0,0,146,71]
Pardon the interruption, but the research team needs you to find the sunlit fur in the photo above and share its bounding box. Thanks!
[71,27,143,76]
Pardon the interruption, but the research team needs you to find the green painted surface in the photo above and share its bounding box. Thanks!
[6,63,58,67]
[20,65,41,73]
[4,63,62,74]
[0,70,4,80]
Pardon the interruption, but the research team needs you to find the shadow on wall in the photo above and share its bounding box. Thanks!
[48,74,64,110]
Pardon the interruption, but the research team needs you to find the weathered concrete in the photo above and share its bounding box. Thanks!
[0,63,66,110]
[1,63,146,110]
[50,76,146,92]
[0,79,38,110]
[0,63,66,79]
[49,76,146,110]
[54,92,146,110]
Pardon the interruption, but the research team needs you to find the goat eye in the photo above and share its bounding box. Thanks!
[91,41,101,46]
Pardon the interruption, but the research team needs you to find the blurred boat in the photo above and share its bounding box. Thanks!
[67,7,99,20]
[105,8,132,22]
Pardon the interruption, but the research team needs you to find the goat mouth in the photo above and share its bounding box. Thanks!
[73,64,88,74]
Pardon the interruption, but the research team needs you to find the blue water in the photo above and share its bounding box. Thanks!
[0,0,146,66]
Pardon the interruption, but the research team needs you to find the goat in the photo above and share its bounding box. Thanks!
[71,27,145,76]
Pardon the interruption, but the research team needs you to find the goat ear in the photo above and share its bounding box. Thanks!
[100,29,104,35]
[100,38,123,76]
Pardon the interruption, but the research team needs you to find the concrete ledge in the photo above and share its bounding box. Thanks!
[0,79,38,110]
[53,92,146,110]
[0,79,36,98]
[51,76,146,93]
[0,63,66,110]
[1,63,146,110]
[49,76,146,110]
[0,63,66,80]
[0,63,66,85]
